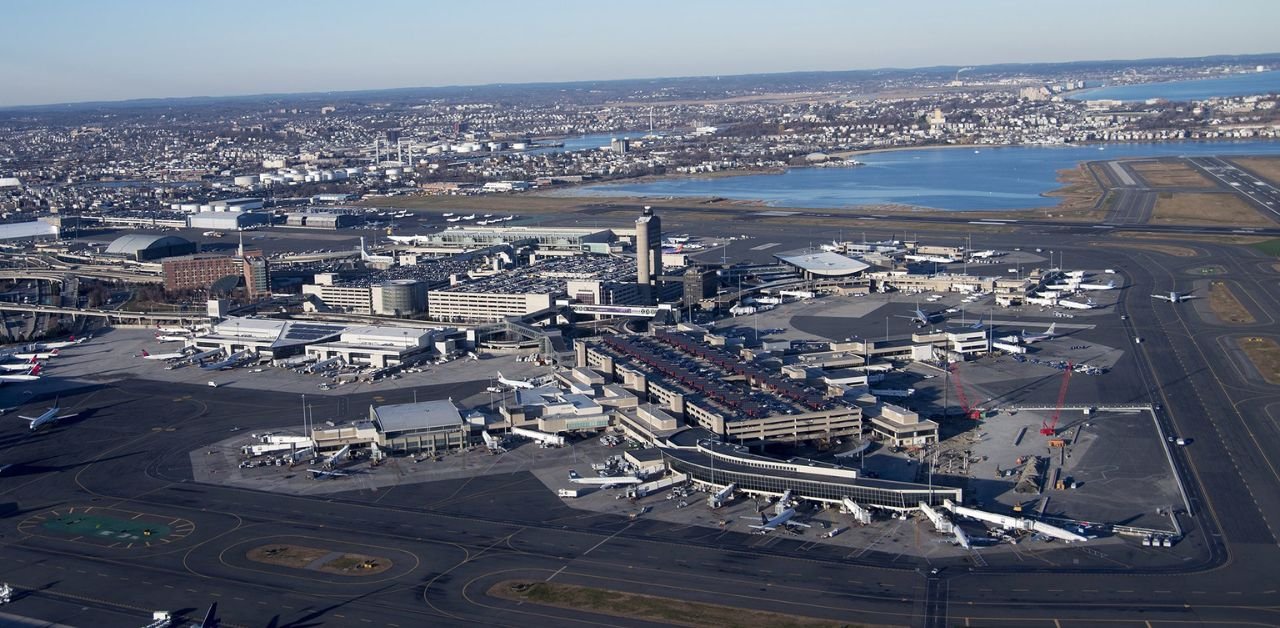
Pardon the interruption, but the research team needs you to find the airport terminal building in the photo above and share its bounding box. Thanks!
[664,441,961,510]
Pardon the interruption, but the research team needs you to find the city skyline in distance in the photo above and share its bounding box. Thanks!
[2,0,1279,108]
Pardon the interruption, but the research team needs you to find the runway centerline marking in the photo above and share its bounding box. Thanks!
[581,522,635,557]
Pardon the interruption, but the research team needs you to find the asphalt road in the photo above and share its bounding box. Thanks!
[2,223,1280,627]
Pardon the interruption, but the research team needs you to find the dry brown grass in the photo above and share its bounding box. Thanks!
[490,580,876,628]
[1231,157,1280,185]
[1208,281,1256,324]
[247,544,392,576]
[1237,337,1280,385]
[1150,192,1274,228]
[1128,160,1214,188]
[247,544,329,569]
[1093,241,1199,257]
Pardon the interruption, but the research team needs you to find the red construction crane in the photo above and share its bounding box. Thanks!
[949,362,982,420]
[1041,363,1074,436]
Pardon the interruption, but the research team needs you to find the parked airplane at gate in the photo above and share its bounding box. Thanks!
[496,371,535,389]
[747,507,811,533]
[0,356,38,372]
[0,365,42,382]
[138,348,187,361]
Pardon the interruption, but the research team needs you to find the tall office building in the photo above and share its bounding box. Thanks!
[635,206,662,303]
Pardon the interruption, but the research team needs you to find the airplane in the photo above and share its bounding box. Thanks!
[201,350,255,371]
[567,470,642,486]
[28,335,87,351]
[323,444,351,469]
[1020,323,1058,344]
[895,304,939,326]
[0,365,42,382]
[307,468,350,479]
[496,371,535,390]
[155,333,191,343]
[0,356,39,372]
[904,254,956,264]
[156,324,196,335]
[139,348,187,361]
[18,400,77,430]
[1078,280,1116,291]
[181,348,224,365]
[747,507,812,533]
[1153,291,1197,303]
[305,356,344,374]
[1057,298,1096,310]
[12,349,58,360]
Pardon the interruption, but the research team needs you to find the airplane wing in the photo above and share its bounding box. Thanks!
[1151,294,1174,302]
[17,416,38,423]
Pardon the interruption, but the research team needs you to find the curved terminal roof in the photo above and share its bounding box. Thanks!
[775,251,870,277]
[105,234,193,255]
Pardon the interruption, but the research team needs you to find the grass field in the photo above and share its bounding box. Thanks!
[1237,337,1280,385]
[1208,281,1256,324]
[1251,239,1280,257]
[1149,192,1274,227]
[490,581,872,628]
[1230,157,1280,185]
[1128,160,1214,188]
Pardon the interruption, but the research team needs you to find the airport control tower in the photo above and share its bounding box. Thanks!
[635,206,662,304]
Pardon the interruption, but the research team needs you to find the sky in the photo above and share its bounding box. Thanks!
[2,0,1278,107]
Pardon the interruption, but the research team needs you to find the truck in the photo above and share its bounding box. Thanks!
[557,489,580,498]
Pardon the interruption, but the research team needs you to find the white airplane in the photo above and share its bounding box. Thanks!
[1078,280,1116,291]
[895,304,939,326]
[156,324,195,335]
[496,371,535,390]
[155,333,190,343]
[308,468,350,479]
[1153,291,1197,303]
[0,365,42,382]
[323,444,351,469]
[747,507,811,533]
[12,349,58,360]
[29,335,87,351]
[18,400,77,430]
[139,348,186,361]
[904,254,956,264]
[567,470,642,485]
[1058,298,1095,310]
[0,356,38,372]
[305,356,344,374]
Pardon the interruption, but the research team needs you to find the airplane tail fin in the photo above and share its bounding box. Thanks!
[29,364,40,376]
[1047,323,1056,334]
[568,469,580,479]
[760,512,768,525]
[49,349,58,356]
[199,602,219,628]
[141,350,150,357]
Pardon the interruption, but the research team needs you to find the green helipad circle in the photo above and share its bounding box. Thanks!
[19,507,195,548]
[42,514,171,541]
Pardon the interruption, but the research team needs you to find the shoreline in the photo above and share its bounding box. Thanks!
[536,138,1279,216]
